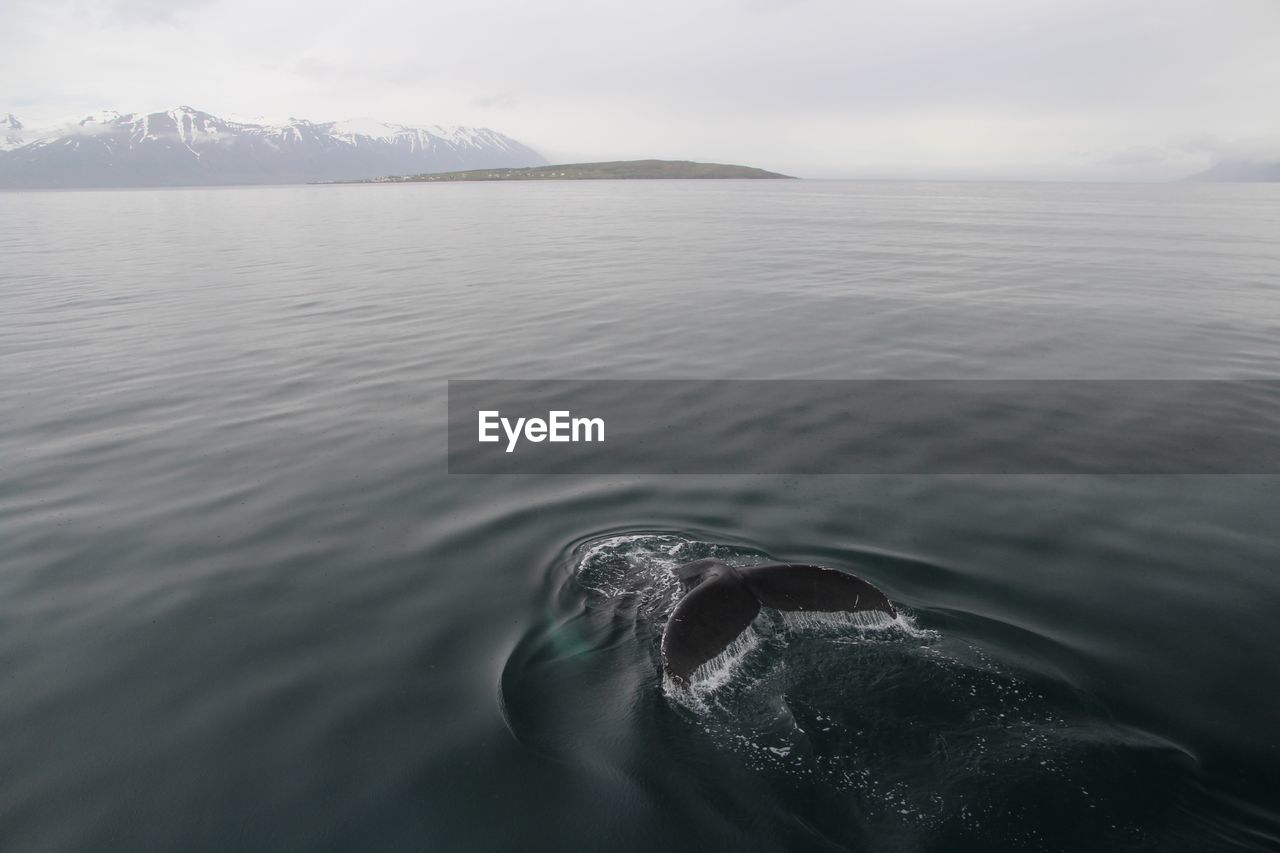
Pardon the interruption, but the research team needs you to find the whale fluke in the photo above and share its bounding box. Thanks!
[740,563,896,616]
[660,559,896,685]
[660,571,761,686]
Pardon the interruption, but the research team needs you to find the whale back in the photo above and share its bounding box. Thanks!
[676,557,734,589]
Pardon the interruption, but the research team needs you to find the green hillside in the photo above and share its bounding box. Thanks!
[363,159,794,182]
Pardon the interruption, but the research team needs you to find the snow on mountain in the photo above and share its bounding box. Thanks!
[328,117,406,141]
[3,113,31,151]
[76,110,123,129]
[0,105,545,187]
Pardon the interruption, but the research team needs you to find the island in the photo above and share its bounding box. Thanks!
[353,159,794,183]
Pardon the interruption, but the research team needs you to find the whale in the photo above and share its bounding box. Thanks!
[660,558,896,685]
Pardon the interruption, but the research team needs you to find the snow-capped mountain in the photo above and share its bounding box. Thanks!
[1184,159,1280,182]
[0,105,545,187]
[3,113,25,150]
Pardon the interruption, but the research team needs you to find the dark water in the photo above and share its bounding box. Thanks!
[2,180,1279,851]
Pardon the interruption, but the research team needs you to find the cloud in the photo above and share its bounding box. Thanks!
[1099,146,1172,167]
[1092,132,1280,181]
[293,57,341,80]
[107,0,218,25]
[1176,134,1280,163]
[472,91,521,111]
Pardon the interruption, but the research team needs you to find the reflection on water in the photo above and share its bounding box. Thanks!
[1,181,1278,850]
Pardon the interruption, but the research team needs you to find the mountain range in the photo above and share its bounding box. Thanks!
[1184,159,1280,182]
[0,106,544,188]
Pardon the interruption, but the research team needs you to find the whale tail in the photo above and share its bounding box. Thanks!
[660,562,896,685]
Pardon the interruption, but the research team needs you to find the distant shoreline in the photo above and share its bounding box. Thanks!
[330,159,795,184]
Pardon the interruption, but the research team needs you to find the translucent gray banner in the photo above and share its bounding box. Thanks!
[447,380,1280,474]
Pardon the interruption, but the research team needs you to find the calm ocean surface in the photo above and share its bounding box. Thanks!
[2,180,1279,851]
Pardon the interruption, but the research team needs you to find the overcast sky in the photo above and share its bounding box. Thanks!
[2,0,1278,179]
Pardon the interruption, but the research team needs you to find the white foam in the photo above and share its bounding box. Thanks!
[663,626,764,711]
[572,533,694,602]
[665,607,934,714]
[779,609,900,633]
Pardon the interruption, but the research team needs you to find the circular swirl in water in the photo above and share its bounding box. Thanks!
[499,532,1206,848]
